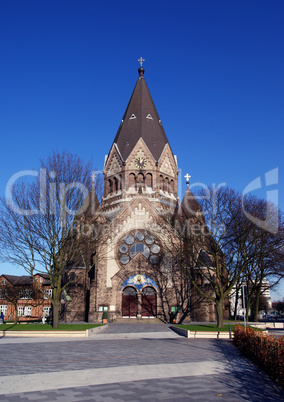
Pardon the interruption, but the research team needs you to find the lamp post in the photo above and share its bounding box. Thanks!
[242,285,247,329]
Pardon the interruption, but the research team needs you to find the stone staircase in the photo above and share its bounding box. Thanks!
[112,317,164,324]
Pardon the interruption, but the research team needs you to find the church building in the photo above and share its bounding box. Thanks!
[62,61,218,323]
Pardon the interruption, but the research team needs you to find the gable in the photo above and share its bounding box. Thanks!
[104,145,123,177]
[126,138,156,171]
[159,144,177,178]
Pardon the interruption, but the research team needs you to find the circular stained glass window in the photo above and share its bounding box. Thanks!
[150,255,159,264]
[119,245,128,254]
[130,243,150,259]
[151,244,160,254]
[135,232,144,241]
[118,230,162,267]
[145,236,154,245]
[120,255,130,265]
[125,235,134,245]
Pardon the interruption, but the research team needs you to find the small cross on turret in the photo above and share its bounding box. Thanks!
[184,173,191,185]
[138,57,145,67]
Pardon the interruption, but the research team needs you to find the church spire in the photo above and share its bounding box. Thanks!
[110,61,173,163]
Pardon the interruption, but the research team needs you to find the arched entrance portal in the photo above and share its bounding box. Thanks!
[122,286,138,318]
[141,286,157,317]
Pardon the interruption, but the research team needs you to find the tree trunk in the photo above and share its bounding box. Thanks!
[13,302,18,324]
[253,290,260,322]
[233,288,240,320]
[216,298,224,328]
[52,299,60,329]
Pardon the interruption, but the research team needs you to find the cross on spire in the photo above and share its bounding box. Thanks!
[138,57,145,67]
[184,173,191,183]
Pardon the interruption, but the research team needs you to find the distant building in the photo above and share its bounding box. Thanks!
[0,273,52,321]
[230,278,272,319]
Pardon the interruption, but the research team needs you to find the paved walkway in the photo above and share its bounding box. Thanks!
[0,323,283,401]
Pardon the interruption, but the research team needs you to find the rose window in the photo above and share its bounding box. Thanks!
[118,230,162,266]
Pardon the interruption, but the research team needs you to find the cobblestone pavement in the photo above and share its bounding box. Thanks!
[0,323,283,401]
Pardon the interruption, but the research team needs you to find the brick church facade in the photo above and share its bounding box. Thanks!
[61,64,221,323]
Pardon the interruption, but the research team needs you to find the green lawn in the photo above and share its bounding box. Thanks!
[0,323,103,331]
[174,324,237,332]
[174,324,264,332]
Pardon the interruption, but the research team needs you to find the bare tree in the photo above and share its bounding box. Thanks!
[0,151,101,328]
[272,299,284,315]
[167,186,284,328]
[239,197,284,321]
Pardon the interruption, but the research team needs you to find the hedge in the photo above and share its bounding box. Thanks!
[234,325,284,388]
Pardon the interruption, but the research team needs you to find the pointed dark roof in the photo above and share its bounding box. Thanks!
[112,68,171,162]
[1,274,33,286]
[1,273,51,286]
[178,187,203,219]
[196,249,213,268]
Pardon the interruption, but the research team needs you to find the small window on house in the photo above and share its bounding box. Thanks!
[18,306,32,316]
[1,279,6,286]
[24,306,32,316]
[40,277,43,283]
[146,114,153,120]
[43,307,51,317]
[18,306,24,317]
[19,289,33,300]
[0,290,7,299]
[130,114,136,119]
[44,289,53,299]
[0,305,7,316]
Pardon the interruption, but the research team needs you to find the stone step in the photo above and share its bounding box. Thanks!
[112,317,164,324]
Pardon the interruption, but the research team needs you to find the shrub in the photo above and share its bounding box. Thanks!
[102,311,108,320]
[234,325,284,388]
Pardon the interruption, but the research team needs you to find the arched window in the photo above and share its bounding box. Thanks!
[128,173,136,190]
[170,179,174,194]
[119,174,122,190]
[164,177,169,193]
[108,179,113,195]
[123,286,137,296]
[159,175,164,191]
[137,173,144,189]
[145,173,152,189]
[142,286,156,296]
[113,177,118,192]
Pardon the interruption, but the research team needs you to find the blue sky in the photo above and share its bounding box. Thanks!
[0,1,283,300]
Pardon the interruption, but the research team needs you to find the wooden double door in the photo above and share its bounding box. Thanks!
[122,287,138,317]
[122,286,157,318]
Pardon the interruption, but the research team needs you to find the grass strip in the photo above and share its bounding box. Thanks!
[174,324,264,332]
[0,323,103,331]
